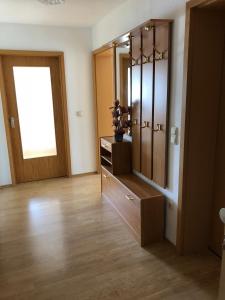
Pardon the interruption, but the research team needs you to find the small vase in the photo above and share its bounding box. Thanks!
[115,134,123,142]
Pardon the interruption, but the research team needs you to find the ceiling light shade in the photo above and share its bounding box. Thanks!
[38,0,65,5]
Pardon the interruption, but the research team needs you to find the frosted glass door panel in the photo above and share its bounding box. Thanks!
[13,67,57,159]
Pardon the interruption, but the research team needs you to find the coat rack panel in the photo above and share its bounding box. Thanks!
[131,31,142,173]
[153,23,171,187]
[141,27,154,180]
[130,20,172,188]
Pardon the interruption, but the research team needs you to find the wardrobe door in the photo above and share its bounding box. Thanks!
[131,31,142,172]
[153,23,171,187]
[141,27,154,179]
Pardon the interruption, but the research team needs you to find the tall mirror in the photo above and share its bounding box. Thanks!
[115,39,131,135]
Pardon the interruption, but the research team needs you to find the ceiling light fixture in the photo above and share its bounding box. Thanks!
[38,0,65,5]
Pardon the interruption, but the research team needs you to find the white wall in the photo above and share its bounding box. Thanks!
[0,23,96,185]
[92,0,186,245]
[0,97,11,185]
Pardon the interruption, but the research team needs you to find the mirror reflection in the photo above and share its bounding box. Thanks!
[116,41,131,108]
[116,40,131,135]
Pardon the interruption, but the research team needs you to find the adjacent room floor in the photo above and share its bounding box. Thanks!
[0,175,221,300]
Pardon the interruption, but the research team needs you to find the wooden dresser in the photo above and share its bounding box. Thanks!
[101,137,164,247]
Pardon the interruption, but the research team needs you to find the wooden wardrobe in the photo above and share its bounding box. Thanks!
[94,19,172,247]
[131,20,172,188]
[93,19,172,188]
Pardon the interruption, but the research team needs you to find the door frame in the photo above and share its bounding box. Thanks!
[0,50,71,184]
[177,0,225,254]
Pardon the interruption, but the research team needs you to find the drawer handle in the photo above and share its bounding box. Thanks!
[125,194,134,201]
[103,174,110,179]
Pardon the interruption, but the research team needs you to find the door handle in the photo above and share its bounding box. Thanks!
[9,117,15,129]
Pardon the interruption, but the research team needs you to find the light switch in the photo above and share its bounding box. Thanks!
[171,126,177,135]
[170,126,178,145]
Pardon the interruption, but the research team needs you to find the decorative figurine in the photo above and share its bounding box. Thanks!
[110,100,131,142]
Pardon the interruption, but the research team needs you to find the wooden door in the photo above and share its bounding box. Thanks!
[209,54,225,257]
[131,31,142,172]
[153,23,171,187]
[2,55,68,183]
[177,8,225,254]
[218,211,225,300]
[95,48,115,171]
[141,26,154,179]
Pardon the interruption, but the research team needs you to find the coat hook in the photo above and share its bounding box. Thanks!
[154,48,168,61]
[152,124,163,132]
[142,53,154,64]
[132,119,138,126]
[144,25,155,31]
[130,55,141,66]
[141,121,150,129]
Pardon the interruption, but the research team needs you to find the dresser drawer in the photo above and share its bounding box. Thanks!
[101,138,112,153]
[101,167,141,238]
[109,175,141,237]
[101,166,164,246]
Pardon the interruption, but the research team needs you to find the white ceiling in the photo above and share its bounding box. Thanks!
[0,0,127,27]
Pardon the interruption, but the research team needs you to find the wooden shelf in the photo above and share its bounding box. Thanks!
[100,137,131,175]
[101,155,112,165]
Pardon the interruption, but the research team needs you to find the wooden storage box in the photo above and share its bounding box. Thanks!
[101,166,164,246]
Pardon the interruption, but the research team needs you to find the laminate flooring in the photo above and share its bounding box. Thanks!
[0,175,221,299]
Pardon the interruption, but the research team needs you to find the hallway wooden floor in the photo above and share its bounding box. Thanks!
[0,175,221,299]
